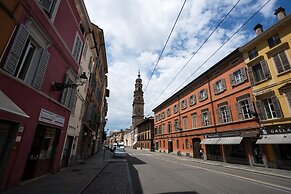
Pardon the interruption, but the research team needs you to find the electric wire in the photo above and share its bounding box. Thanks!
[146,0,271,115]
[144,0,187,93]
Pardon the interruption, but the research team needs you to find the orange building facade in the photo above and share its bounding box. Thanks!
[153,49,264,166]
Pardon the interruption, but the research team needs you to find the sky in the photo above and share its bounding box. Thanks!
[84,0,291,131]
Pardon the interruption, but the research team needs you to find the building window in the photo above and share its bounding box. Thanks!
[83,42,88,57]
[198,89,208,102]
[174,119,179,131]
[237,97,254,120]
[248,60,271,85]
[256,96,283,120]
[189,95,196,106]
[213,79,226,94]
[72,33,83,62]
[161,112,165,119]
[268,34,281,48]
[176,140,179,149]
[168,122,172,133]
[162,124,165,134]
[2,24,50,90]
[182,116,187,130]
[185,139,189,149]
[273,51,291,74]
[167,108,171,117]
[191,113,197,128]
[38,0,60,20]
[201,109,211,127]
[181,100,187,110]
[173,104,178,113]
[217,103,232,124]
[248,47,258,60]
[230,68,247,86]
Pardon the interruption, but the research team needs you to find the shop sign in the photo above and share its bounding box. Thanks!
[205,131,240,138]
[262,127,291,135]
[38,109,65,127]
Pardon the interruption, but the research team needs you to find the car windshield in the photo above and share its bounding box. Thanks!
[115,147,125,152]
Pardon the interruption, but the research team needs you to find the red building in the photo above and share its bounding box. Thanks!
[0,0,87,191]
[153,49,262,166]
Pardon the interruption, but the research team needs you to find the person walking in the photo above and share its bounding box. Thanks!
[199,148,204,160]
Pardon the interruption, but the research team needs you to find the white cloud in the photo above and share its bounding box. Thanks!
[84,0,283,130]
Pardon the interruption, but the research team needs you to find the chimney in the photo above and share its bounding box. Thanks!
[274,7,286,21]
[254,24,263,36]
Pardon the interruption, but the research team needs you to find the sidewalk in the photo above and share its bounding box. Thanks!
[161,150,291,179]
[3,150,110,194]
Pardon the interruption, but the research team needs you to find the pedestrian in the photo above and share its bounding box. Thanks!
[199,148,204,160]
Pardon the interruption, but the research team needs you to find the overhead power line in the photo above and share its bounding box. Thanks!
[145,0,241,113]
[146,0,271,115]
[143,0,187,93]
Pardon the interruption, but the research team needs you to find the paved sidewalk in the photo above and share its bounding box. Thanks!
[3,149,111,194]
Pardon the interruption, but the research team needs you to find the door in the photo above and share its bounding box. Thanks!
[192,138,201,159]
[168,140,173,153]
[250,142,264,165]
[61,136,74,168]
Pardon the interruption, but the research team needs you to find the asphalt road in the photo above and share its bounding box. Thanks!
[127,149,291,194]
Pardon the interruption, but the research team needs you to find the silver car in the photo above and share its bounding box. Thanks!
[113,147,126,158]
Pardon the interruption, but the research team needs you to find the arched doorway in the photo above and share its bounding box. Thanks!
[192,138,201,159]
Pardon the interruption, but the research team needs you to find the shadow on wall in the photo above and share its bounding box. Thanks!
[126,154,146,194]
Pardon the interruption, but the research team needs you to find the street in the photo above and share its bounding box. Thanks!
[126,149,291,194]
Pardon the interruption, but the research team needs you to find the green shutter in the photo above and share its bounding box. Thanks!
[3,24,29,75]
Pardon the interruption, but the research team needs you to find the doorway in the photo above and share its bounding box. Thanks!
[61,135,74,168]
[192,138,201,159]
[168,140,173,153]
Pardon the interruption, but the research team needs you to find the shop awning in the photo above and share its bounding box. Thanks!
[256,134,291,144]
[200,138,220,144]
[0,90,29,118]
[217,136,243,145]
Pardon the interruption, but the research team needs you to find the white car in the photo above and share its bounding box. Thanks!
[113,147,126,158]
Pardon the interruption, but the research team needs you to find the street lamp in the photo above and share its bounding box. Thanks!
[51,72,88,91]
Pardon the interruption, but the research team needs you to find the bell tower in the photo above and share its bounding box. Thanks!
[132,71,144,128]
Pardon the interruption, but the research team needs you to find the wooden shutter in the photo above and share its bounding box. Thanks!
[3,24,29,75]
[273,54,283,73]
[217,108,222,124]
[247,98,255,114]
[247,67,255,86]
[236,102,243,120]
[279,51,291,72]
[205,89,208,99]
[69,88,77,110]
[213,83,217,94]
[229,73,235,86]
[60,74,69,104]
[241,67,247,81]
[227,105,232,122]
[260,60,271,79]
[208,111,212,125]
[32,49,50,89]
[221,79,226,91]
[271,96,283,118]
[255,100,266,120]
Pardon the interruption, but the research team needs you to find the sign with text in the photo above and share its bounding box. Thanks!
[39,109,65,127]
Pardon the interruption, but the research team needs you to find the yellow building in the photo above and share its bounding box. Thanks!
[240,7,291,170]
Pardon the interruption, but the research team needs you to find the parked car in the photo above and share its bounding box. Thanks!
[112,147,126,158]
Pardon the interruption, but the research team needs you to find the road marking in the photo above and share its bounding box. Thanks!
[149,156,291,193]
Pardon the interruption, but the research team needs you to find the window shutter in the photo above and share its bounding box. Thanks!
[286,92,291,107]
[208,111,212,125]
[247,98,255,114]
[3,24,29,75]
[260,60,271,79]
[247,67,255,86]
[32,49,50,89]
[271,96,283,118]
[229,73,235,86]
[236,102,243,120]
[69,88,77,110]
[255,101,266,120]
[279,52,290,72]
[241,68,247,81]
[61,74,69,104]
[227,105,232,122]
[221,79,226,91]
[217,108,222,124]
[273,54,283,73]
[205,89,208,99]
[213,83,217,94]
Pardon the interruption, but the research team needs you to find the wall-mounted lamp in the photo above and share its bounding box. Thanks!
[51,72,88,91]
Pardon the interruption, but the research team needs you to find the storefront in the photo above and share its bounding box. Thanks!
[22,109,65,180]
[256,126,291,170]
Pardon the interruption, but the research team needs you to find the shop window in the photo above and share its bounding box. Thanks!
[273,51,291,74]
[248,47,258,60]
[182,116,187,130]
[256,96,283,120]
[189,94,196,106]
[217,103,232,124]
[247,60,271,85]
[213,79,226,94]
[2,24,50,90]
[230,68,247,86]
[191,113,197,128]
[198,89,208,102]
[268,34,281,48]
